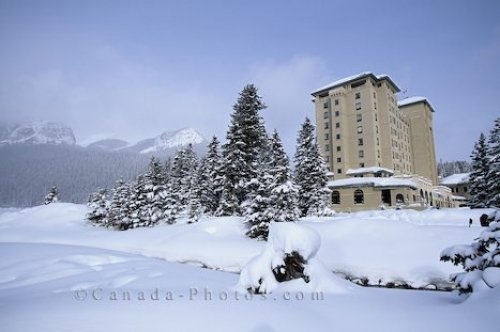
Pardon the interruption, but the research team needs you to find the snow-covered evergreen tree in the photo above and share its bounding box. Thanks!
[244,135,273,240]
[217,84,267,216]
[147,156,168,225]
[44,186,59,205]
[267,130,301,222]
[469,133,490,208]
[486,118,500,207]
[441,215,500,294]
[87,188,108,226]
[198,136,223,214]
[170,144,198,213]
[293,118,332,217]
[107,179,133,229]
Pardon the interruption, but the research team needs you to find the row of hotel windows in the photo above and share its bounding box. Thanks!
[331,190,406,205]
[331,190,365,204]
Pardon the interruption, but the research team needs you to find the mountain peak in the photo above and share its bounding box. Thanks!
[0,121,76,146]
[141,128,205,154]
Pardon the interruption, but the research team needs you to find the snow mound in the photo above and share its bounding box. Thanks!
[238,222,351,294]
[141,128,204,153]
[269,222,321,260]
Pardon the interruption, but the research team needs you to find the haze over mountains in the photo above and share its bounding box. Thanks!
[0,121,207,207]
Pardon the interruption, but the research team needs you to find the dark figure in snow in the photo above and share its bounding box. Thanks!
[44,186,59,205]
[469,218,473,227]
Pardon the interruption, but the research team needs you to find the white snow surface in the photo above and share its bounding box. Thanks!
[0,121,76,145]
[398,96,428,107]
[440,173,470,185]
[311,71,372,94]
[0,204,498,331]
[328,176,418,189]
[141,128,204,154]
[346,166,395,176]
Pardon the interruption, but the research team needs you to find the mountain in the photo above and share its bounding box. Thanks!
[89,128,207,155]
[138,128,205,154]
[0,121,76,146]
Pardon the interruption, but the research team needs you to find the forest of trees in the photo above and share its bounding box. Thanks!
[87,84,332,240]
[468,118,500,208]
[0,144,151,207]
[437,160,472,177]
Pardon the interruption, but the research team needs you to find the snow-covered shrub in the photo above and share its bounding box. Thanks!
[440,217,500,294]
[238,222,348,294]
[44,186,59,205]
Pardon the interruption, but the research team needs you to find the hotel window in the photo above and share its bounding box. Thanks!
[358,138,364,146]
[359,163,365,168]
[374,102,377,110]
[325,144,329,152]
[336,134,341,140]
[335,99,339,106]
[335,122,340,128]
[375,113,378,121]
[324,133,329,140]
[373,92,376,98]
[377,150,380,158]
[337,169,342,174]
[331,191,341,204]
[325,156,330,162]
[354,189,364,204]
[356,114,362,122]
[337,157,342,162]
[323,101,329,109]
[355,102,361,110]
[355,92,361,99]
[324,122,329,129]
[335,111,340,117]
[357,126,363,134]
[336,146,341,152]
[358,150,364,158]
[377,137,379,146]
[323,111,329,119]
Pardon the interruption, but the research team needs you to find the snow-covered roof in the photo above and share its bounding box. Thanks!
[440,173,470,186]
[328,177,418,190]
[346,167,394,176]
[398,96,435,112]
[311,72,400,95]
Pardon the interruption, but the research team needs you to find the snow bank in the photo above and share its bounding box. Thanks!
[238,222,351,294]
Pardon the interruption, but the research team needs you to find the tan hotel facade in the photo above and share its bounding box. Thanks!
[312,72,457,212]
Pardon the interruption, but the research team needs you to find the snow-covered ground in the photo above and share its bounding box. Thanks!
[0,204,498,331]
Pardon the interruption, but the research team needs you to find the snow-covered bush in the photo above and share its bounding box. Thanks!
[238,222,348,294]
[440,216,500,294]
[44,186,59,205]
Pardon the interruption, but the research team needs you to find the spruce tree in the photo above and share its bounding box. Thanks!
[245,134,273,240]
[87,188,108,226]
[107,179,134,229]
[199,136,223,214]
[441,218,500,294]
[469,133,490,208]
[44,186,59,205]
[294,118,331,217]
[487,118,500,207]
[217,84,267,216]
[267,130,301,222]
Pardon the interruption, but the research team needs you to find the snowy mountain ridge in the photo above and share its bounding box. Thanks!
[0,121,76,146]
[140,128,205,154]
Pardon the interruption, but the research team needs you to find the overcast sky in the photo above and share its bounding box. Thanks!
[0,0,499,161]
